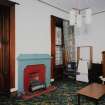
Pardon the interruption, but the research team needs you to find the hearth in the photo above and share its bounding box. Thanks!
[24,64,46,93]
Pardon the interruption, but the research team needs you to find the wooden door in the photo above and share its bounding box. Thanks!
[51,16,56,79]
[0,6,10,93]
[0,1,16,93]
[51,15,65,80]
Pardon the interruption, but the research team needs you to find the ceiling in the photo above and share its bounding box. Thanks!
[41,0,105,14]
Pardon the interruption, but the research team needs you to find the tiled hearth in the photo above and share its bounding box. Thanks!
[17,54,51,93]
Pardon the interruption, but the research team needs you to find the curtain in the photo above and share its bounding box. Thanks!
[63,20,75,64]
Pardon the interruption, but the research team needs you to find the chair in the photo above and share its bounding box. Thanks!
[64,61,77,80]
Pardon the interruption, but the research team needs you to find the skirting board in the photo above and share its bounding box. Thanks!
[10,88,17,92]
[51,78,54,82]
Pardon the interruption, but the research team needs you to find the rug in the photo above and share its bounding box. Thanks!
[0,79,105,105]
[22,86,57,100]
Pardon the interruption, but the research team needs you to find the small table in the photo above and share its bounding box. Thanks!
[77,83,105,105]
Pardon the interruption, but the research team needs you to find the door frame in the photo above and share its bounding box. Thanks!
[51,15,56,79]
[51,15,65,80]
[9,4,15,88]
[0,1,16,89]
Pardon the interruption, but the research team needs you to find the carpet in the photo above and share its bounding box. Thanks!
[22,86,57,100]
[0,80,105,105]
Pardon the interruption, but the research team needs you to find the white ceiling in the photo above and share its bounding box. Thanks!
[41,0,105,13]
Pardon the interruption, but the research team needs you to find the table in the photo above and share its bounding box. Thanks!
[77,83,105,105]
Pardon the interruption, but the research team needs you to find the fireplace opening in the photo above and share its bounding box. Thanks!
[24,64,46,93]
[29,72,45,92]
[29,73,39,81]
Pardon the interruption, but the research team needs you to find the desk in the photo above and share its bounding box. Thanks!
[77,83,105,105]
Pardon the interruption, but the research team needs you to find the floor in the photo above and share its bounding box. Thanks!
[0,79,105,105]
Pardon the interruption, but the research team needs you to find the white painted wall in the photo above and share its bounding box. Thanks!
[9,0,105,91]
[14,0,68,55]
[10,0,68,91]
[75,12,105,63]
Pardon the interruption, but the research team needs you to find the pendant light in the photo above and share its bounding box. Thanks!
[69,9,76,26]
[85,8,92,24]
[69,0,92,27]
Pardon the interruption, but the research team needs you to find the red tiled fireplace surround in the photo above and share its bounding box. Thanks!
[24,64,45,93]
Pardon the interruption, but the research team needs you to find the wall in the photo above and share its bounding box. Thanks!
[75,12,105,63]
[9,0,105,91]
[10,0,68,91]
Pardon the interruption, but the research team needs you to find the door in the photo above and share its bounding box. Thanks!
[51,15,65,80]
[0,6,10,93]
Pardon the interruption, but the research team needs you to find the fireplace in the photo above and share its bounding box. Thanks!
[24,64,45,93]
[17,54,51,93]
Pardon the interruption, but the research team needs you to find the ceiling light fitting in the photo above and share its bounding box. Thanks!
[69,8,92,28]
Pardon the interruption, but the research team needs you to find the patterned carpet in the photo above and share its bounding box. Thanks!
[0,80,105,105]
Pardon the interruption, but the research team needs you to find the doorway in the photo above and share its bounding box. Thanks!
[51,15,75,80]
[0,3,15,94]
[51,15,65,80]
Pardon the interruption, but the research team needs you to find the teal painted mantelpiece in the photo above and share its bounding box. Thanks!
[17,54,51,93]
